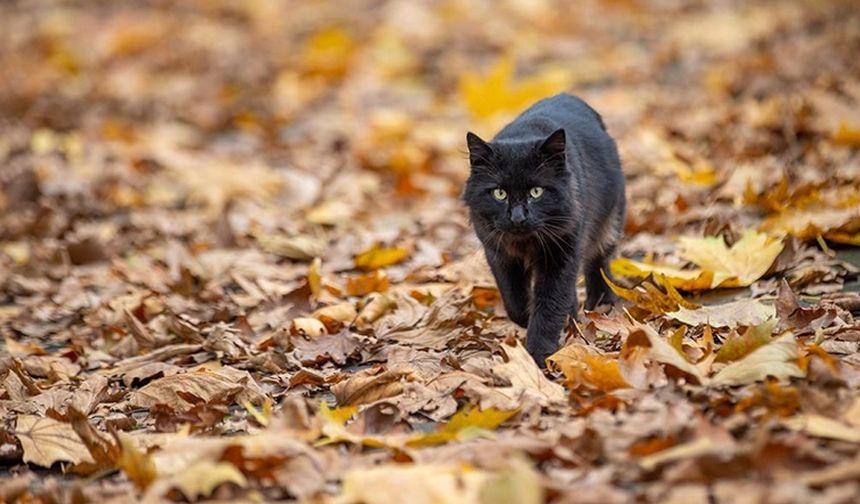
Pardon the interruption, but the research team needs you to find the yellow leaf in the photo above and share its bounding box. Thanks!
[308,257,322,300]
[602,271,700,313]
[407,405,518,447]
[714,319,775,363]
[300,27,357,79]
[610,258,714,291]
[547,344,630,391]
[678,230,784,287]
[15,415,94,467]
[613,231,783,290]
[354,244,409,270]
[116,433,157,490]
[459,56,572,121]
[317,402,389,448]
[710,333,805,386]
[832,121,860,147]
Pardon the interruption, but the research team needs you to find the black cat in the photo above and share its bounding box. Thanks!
[463,93,626,366]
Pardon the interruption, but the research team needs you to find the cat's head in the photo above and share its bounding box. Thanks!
[463,129,573,241]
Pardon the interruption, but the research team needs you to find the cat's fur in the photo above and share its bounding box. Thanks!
[463,93,626,365]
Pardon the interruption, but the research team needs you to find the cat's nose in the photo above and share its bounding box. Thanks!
[510,205,526,225]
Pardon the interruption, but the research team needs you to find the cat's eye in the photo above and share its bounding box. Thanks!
[492,188,507,201]
[529,186,544,199]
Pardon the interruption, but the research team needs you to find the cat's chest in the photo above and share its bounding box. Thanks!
[502,237,541,263]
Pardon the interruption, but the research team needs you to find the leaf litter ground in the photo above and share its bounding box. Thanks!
[2,0,860,502]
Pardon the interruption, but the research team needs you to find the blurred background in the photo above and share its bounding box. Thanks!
[1,0,859,283]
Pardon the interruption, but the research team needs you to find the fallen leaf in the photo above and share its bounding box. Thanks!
[639,437,717,471]
[332,368,415,406]
[117,432,157,490]
[291,317,327,338]
[407,405,518,447]
[129,367,265,410]
[614,231,784,290]
[153,460,247,501]
[624,324,706,384]
[667,299,775,328]
[603,272,700,313]
[333,459,541,504]
[493,338,566,405]
[346,270,389,296]
[784,414,860,443]
[15,415,94,466]
[710,333,805,386]
[714,319,776,363]
[354,244,410,271]
[547,343,630,391]
[257,233,325,261]
[611,259,714,291]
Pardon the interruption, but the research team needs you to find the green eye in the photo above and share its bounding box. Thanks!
[529,186,544,199]
[492,188,507,201]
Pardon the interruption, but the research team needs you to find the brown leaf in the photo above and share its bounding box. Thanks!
[332,368,417,406]
[15,415,94,467]
[129,367,266,410]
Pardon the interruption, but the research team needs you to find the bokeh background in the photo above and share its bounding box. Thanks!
[3,1,860,502]
[3,0,858,272]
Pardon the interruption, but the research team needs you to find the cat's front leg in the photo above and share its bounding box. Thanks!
[526,259,578,366]
[485,249,531,328]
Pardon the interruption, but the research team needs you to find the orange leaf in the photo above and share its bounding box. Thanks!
[471,286,500,310]
[345,270,390,296]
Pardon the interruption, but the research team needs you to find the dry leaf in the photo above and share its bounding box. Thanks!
[15,415,94,466]
[354,244,410,270]
[547,343,630,391]
[667,299,774,328]
[291,317,327,338]
[624,324,706,384]
[407,405,518,447]
[603,272,700,313]
[492,338,566,405]
[710,333,805,386]
[129,367,265,410]
[784,415,860,443]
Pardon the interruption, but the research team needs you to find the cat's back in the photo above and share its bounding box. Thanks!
[493,94,607,142]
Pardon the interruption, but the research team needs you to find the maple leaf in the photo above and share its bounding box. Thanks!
[459,56,572,123]
[613,231,783,290]
[14,415,94,467]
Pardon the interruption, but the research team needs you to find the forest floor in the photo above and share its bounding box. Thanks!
[2,0,860,502]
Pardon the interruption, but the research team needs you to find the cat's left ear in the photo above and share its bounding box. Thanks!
[540,128,566,158]
[466,132,493,167]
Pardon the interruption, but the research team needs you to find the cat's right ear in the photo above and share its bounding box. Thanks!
[466,132,493,167]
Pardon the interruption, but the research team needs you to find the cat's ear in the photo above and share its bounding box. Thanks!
[540,128,566,158]
[466,132,493,167]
